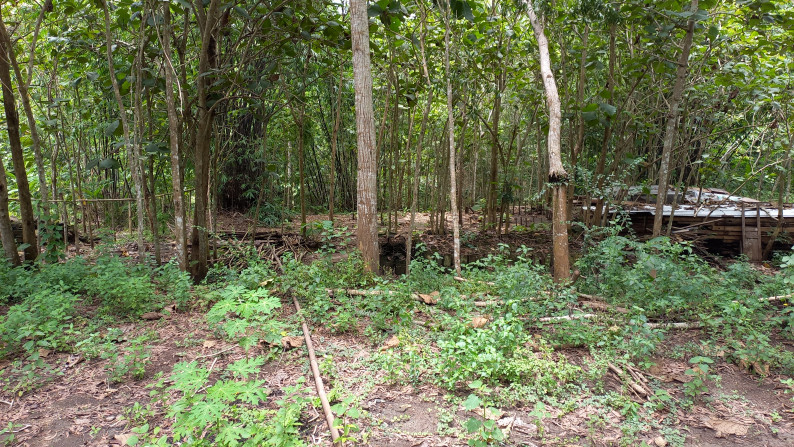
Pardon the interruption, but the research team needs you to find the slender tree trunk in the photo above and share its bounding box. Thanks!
[444,1,461,274]
[0,16,38,262]
[568,26,588,224]
[406,19,433,273]
[162,3,187,270]
[526,2,569,281]
[189,0,220,280]
[103,0,146,261]
[329,63,344,223]
[653,0,698,237]
[351,0,379,273]
[0,158,19,265]
[0,16,51,225]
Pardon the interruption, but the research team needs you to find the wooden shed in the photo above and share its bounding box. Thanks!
[588,187,794,261]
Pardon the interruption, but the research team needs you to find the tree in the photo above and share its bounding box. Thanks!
[0,157,19,265]
[444,0,461,275]
[526,1,570,281]
[190,0,221,281]
[351,0,379,273]
[102,0,146,261]
[652,0,699,237]
[0,11,38,262]
[161,2,187,271]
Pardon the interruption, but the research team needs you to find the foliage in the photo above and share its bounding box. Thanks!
[205,285,284,350]
[144,359,308,447]
[577,236,714,316]
[0,288,77,357]
[84,255,157,316]
[103,334,153,383]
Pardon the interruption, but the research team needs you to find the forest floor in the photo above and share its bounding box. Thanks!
[2,212,794,447]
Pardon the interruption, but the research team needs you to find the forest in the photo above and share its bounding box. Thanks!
[1,0,794,445]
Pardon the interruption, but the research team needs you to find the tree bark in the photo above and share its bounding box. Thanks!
[0,14,38,262]
[189,0,220,280]
[102,0,146,261]
[652,0,698,237]
[0,158,19,265]
[162,3,187,271]
[444,0,461,275]
[526,1,569,281]
[407,7,433,274]
[0,15,51,227]
[351,0,379,273]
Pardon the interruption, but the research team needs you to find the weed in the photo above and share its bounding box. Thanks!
[683,356,716,399]
[206,285,283,350]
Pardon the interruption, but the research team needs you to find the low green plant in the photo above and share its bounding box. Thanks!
[0,288,77,356]
[206,285,283,350]
[462,381,505,447]
[683,356,715,399]
[85,255,156,316]
[103,334,153,383]
[147,358,308,446]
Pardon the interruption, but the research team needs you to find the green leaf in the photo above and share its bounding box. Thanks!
[463,394,481,411]
[599,102,617,117]
[464,417,482,433]
[104,120,120,137]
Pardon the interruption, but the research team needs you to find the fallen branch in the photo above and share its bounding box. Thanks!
[454,276,496,286]
[293,296,341,443]
[579,300,629,314]
[538,313,596,322]
[608,363,651,398]
[760,292,794,302]
[644,322,701,329]
[193,346,236,360]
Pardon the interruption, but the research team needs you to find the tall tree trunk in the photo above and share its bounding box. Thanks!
[0,158,19,265]
[526,2,569,282]
[135,12,161,265]
[0,15,38,262]
[102,0,146,261]
[653,0,699,237]
[351,0,379,273]
[407,9,433,274]
[568,25,588,224]
[0,15,51,228]
[189,0,220,280]
[444,0,461,274]
[162,3,187,271]
[329,63,344,223]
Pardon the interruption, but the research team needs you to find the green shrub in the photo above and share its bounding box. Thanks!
[577,236,712,316]
[0,288,77,356]
[84,255,156,316]
[149,359,308,447]
[206,285,284,350]
[156,261,193,308]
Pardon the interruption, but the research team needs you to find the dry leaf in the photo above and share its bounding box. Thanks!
[202,340,217,349]
[380,335,400,350]
[114,433,134,444]
[653,436,668,447]
[281,336,304,349]
[707,418,749,437]
[474,406,504,420]
[752,361,770,376]
[471,316,489,328]
[141,312,162,321]
[418,293,438,304]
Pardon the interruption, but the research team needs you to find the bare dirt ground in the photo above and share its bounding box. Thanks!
[3,307,794,447]
[2,212,793,446]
